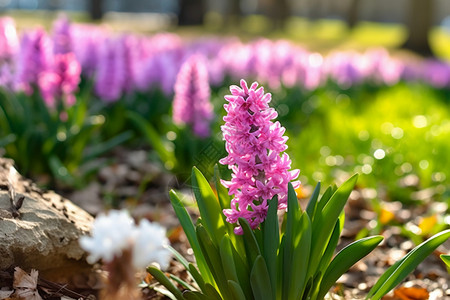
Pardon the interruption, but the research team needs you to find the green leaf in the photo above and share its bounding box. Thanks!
[227,280,247,300]
[169,190,212,285]
[126,110,176,167]
[441,254,450,268]
[213,165,240,244]
[289,212,312,300]
[191,167,227,246]
[147,266,185,300]
[196,225,232,299]
[367,229,450,300]
[169,274,197,291]
[219,236,239,284]
[239,217,262,266]
[262,195,279,299]
[83,130,133,161]
[203,283,224,300]
[282,183,301,300]
[315,213,345,281]
[183,291,208,300]
[309,174,358,279]
[250,255,273,300]
[318,235,384,299]
[306,182,321,221]
[188,263,206,292]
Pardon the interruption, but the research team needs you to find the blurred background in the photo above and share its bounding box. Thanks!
[1,0,450,57]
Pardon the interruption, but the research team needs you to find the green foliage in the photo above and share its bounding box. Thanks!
[0,87,131,187]
[149,168,449,299]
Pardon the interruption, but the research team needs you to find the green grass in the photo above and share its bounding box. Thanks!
[279,83,450,207]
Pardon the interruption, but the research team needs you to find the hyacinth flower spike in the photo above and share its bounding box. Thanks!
[220,79,300,234]
[172,55,213,138]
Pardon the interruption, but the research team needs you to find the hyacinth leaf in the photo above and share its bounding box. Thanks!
[281,183,301,300]
[169,190,212,285]
[191,167,227,246]
[213,165,242,252]
[305,182,321,221]
[227,280,247,300]
[318,235,384,300]
[167,246,202,291]
[203,283,224,300]
[153,287,178,300]
[316,213,344,276]
[219,236,239,284]
[169,274,197,291]
[196,225,232,299]
[147,266,185,300]
[126,110,176,167]
[367,229,450,300]
[188,263,206,293]
[239,217,262,266]
[313,186,334,225]
[441,254,450,268]
[83,130,133,161]
[289,212,312,300]
[168,245,190,271]
[262,195,279,299]
[49,155,75,185]
[309,174,358,279]
[250,255,274,300]
[183,291,211,300]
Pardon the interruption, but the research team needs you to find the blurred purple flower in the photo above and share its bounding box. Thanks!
[14,28,53,95]
[94,37,127,102]
[173,55,213,138]
[38,52,81,108]
[52,14,72,54]
[71,24,105,77]
[220,80,300,234]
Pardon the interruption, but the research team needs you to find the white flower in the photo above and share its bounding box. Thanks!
[132,219,171,270]
[80,209,171,270]
[79,210,135,264]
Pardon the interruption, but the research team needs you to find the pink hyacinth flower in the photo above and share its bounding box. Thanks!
[220,79,300,234]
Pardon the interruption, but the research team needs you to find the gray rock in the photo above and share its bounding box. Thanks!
[0,158,94,274]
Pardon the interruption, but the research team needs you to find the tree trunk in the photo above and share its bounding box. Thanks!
[90,0,103,21]
[225,0,241,27]
[401,0,434,57]
[266,0,290,30]
[178,0,206,26]
[346,0,360,29]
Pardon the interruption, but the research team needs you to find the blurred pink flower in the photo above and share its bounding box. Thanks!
[173,55,213,138]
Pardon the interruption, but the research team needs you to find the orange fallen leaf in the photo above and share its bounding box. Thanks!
[393,286,429,300]
[168,225,185,243]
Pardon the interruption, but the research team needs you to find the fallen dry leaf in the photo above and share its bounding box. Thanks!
[13,267,43,300]
[0,290,13,299]
[393,286,429,300]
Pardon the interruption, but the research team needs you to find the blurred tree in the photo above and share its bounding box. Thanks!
[90,0,103,20]
[265,0,290,30]
[346,0,360,29]
[178,0,206,25]
[225,0,242,27]
[401,0,434,56]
